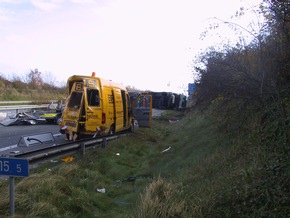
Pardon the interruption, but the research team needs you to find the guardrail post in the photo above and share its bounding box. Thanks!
[80,143,85,155]
[10,177,15,216]
[102,138,107,148]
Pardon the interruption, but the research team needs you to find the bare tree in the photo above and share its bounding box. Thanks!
[27,68,43,89]
[42,71,57,87]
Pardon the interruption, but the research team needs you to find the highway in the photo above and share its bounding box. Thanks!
[0,108,164,156]
[0,124,66,154]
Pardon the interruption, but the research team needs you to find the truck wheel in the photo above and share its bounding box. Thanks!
[130,121,134,132]
[56,115,62,125]
[109,125,115,135]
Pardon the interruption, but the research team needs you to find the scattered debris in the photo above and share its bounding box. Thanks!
[116,175,153,192]
[115,201,130,205]
[116,175,153,185]
[96,188,106,193]
[168,117,179,123]
[161,146,171,153]
[0,112,7,121]
[133,119,139,127]
[0,101,63,126]
[61,156,74,162]
[0,112,46,126]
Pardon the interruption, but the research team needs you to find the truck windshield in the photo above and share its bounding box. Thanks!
[87,89,100,107]
[68,91,83,109]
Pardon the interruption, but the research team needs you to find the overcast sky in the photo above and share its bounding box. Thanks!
[0,0,262,94]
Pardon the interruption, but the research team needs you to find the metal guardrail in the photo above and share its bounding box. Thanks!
[0,105,49,113]
[0,101,35,104]
[12,134,123,164]
[0,100,57,105]
[0,105,48,110]
[0,100,58,113]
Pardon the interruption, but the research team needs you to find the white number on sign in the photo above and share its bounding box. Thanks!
[17,164,22,173]
[0,160,9,172]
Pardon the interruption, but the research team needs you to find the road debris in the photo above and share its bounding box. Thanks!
[96,188,106,193]
[169,117,179,123]
[61,156,74,162]
[161,146,171,153]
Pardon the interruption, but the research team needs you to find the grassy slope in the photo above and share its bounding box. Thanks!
[0,108,288,217]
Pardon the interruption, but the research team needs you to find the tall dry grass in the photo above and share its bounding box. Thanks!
[134,175,186,218]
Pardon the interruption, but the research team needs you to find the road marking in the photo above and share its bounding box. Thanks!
[0,144,18,152]
[53,133,62,137]
[0,133,62,152]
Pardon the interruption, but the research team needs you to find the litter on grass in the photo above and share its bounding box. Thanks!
[61,156,74,162]
[161,146,171,153]
[96,188,106,193]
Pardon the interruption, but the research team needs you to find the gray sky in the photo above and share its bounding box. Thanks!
[0,0,262,94]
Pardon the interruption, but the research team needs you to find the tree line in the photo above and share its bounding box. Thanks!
[193,0,289,109]
[0,69,66,100]
[191,1,289,214]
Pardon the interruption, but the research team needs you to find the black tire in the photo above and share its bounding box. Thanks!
[46,119,54,124]
[55,115,62,125]
[130,120,134,132]
[56,117,62,125]
[109,125,115,135]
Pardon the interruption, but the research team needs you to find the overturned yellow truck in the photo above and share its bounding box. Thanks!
[60,73,152,140]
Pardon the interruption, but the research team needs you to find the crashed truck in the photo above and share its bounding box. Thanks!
[0,101,63,126]
[59,72,152,140]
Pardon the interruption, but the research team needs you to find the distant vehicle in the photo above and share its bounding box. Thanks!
[0,112,46,126]
[36,100,63,124]
[129,91,187,110]
[0,101,63,126]
[59,72,151,140]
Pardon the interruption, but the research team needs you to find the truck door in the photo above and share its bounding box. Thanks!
[62,82,84,133]
[85,88,102,132]
[113,88,124,132]
[132,94,152,127]
[121,90,129,127]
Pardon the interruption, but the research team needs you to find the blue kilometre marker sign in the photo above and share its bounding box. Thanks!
[0,157,29,177]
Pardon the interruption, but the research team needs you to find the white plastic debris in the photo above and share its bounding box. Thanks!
[116,153,120,156]
[161,146,171,153]
[97,188,106,193]
[0,112,7,121]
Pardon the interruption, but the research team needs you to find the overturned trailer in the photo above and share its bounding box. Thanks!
[131,91,187,110]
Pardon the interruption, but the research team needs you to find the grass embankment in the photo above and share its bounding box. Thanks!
[0,108,288,217]
[0,86,66,101]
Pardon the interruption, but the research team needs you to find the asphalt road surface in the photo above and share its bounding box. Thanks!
[0,124,64,149]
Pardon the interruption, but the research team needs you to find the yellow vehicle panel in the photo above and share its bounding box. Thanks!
[60,73,133,139]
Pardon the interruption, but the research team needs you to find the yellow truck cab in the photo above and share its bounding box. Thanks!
[60,73,134,140]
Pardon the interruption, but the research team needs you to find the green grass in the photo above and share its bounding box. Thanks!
[0,108,288,217]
